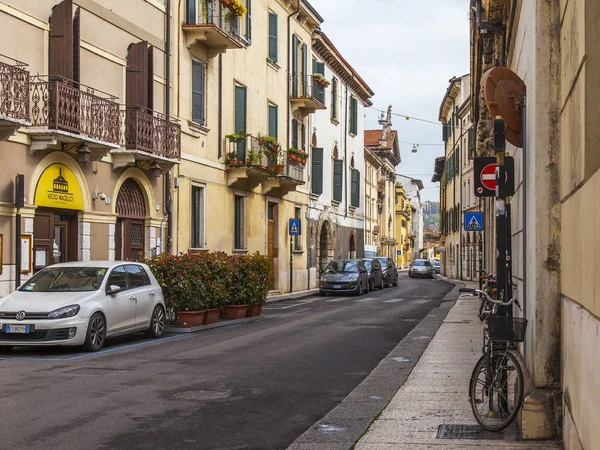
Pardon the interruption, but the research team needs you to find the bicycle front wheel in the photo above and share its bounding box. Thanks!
[469,349,524,431]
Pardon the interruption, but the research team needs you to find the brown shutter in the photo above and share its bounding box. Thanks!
[126,41,149,109]
[147,45,154,112]
[73,7,80,87]
[49,0,74,81]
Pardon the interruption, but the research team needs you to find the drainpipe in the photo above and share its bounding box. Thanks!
[344,81,348,219]
[521,96,527,360]
[165,0,173,253]
[286,1,301,150]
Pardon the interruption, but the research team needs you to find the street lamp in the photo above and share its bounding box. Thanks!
[149,161,161,179]
[76,143,92,165]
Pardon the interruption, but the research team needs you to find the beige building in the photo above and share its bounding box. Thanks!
[470,0,600,447]
[395,184,413,269]
[0,0,179,296]
[364,107,400,260]
[363,147,382,257]
[171,0,322,293]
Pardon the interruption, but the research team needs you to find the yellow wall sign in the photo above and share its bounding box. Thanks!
[34,164,84,210]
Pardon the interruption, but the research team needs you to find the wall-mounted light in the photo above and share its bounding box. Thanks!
[149,161,161,179]
[77,143,92,165]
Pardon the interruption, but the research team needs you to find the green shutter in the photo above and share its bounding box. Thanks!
[292,34,298,97]
[333,159,343,202]
[312,147,323,195]
[314,61,325,75]
[352,98,358,134]
[268,104,277,139]
[302,43,307,96]
[331,78,337,119]
[234,195,243,249]
[186,0,196,24]
[245,0,252,43]
[268,12,277,62]
[351,169,360,207]
[192,60,205,125]
[234,85,246,160]
[301,123,305,150]
[291,118,298,148]
[442,123,448,141]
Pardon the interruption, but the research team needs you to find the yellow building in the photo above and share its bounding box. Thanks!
[364,147,382,257]
[172,0,322,293]
[0,0,178,295]
[395,184,413,269]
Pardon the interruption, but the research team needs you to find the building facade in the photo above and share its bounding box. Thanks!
[364,147,382,258]
[307,30,374,278]
[364,107,400,260]
[0,0,180,296]
[469,0,600,447]
[396,175,424,259]
[394,184,413,268]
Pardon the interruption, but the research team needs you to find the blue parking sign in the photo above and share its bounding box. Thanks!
[289,218,301,236]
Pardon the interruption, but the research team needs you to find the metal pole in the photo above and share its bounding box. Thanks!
[494,117,508,317]
[289,236,293,293]
[15,211,21,290]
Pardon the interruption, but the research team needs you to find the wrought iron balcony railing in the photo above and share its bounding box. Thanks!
[0,55,29,123]
[185,0,245,46]
[290,75,327,106]
[30,75,120,145]
[227,135,270,169]
[123,107,181,160]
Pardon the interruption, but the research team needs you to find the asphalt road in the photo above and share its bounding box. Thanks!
[0,272,453,450]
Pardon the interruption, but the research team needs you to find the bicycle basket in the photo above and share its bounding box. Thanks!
[487,316,528,342]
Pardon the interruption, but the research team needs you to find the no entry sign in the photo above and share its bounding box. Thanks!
[474,157,515,197]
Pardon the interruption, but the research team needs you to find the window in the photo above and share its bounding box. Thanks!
[126,265,151,289]
[268,11,277,62]
[186,0,197,24]
[313,59,325,104]
[312,147,323,195]
[349,96,358,135]
[245,0,252,43]
[234,85,247,160]
[191,185,205,248]
[331,78,338,121]
[192,60,206,125]
[294,206,302,251]
[333,159,343,202]
[291,118,298,149]
[268,103,277,139]
[291,34,298,96]
[351,169,360,208]
[234,195,245,250]
[107,266,128,291]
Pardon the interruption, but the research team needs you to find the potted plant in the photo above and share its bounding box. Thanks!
[225,130,247,143]
[247,149,261,165]
[226,150,238,165]
[224,0,246,27]
[245,252,271,317]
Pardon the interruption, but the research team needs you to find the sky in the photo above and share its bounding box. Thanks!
[308,0,470,202]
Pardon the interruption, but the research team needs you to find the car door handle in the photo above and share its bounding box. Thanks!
[129,296,137,302]
[149,292,155,297]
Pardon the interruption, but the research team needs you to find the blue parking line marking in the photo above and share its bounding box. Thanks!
[0,334,185,361]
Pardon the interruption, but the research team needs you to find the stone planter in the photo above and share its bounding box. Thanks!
[225,304,248,320]
[247,304,263,317]
[204,308,221,325]
[177,310,206,328]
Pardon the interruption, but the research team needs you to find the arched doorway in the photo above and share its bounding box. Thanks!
[116,178,146,261]
[349,233,356,259]
[318,221,333,273]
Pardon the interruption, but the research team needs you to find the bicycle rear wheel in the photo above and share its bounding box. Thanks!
[469,349,524,431]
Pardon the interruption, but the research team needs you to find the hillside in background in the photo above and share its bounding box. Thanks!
[423,201,440,231]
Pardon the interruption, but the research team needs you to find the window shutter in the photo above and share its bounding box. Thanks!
[268,104,278,139]
[311,147,323,195]
[245,0,252,43]
[192,60,205,125]
[301,123,305,150]
[442,123,448,141]
[333,159,343,202]
[352,98,358,134]
[192,186,201,248]
[268,12,277,62]
[291,118,298,149]
[147,45,154,112]
[235,85,247,160]
[234,196,243,249]
[186,0,197,24]
[314,61,325,75]
[331,78,337,119]
[469,127,476,159]
[351,169,360,207]
[72,7,80,86]
[302,43,308,97]
[126,41,149,109]
[292,34,298,97]
[49,0,74,81]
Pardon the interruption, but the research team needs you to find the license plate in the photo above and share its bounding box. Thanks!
[5,324,30,334]
[333,285,342,289]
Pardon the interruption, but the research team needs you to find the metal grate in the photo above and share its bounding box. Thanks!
[116,178,146,218]
[437,424,503,440]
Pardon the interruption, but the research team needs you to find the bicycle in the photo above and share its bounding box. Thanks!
[459,287,527,431]
[476,272,518,322]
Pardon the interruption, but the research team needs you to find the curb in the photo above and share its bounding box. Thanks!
[266,288,319,304]
[165,315,263,334]
[287,278,463,450]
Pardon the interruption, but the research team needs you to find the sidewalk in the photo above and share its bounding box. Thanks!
[267,288,319,303]
[354,284,561,449]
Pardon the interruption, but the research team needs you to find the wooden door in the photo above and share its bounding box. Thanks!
[267,203,275,289]
[118,219,145,261]
[34,211,54,269]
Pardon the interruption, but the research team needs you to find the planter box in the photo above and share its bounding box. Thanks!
[204,308,221,325]
[225,304,248,320]
[247,304,263,317]
[178,310,206,327]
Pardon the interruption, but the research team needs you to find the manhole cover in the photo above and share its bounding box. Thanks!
[437,424,502,440]
[172,390,231,401]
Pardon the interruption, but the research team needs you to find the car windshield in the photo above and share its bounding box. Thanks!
[363,261,372,270]
[414,261,431,267]
[376,258,388,268]
[19,267,108,292]
[325,261,359,273]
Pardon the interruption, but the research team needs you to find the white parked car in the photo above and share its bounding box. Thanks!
[0,261,166,352]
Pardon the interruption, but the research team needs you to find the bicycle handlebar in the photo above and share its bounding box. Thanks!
[459,287,522,311]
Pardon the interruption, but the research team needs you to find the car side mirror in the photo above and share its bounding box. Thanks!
[107,285,121,295]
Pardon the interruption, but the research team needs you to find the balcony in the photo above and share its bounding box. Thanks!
[262,151,304,197]
[29,75,120,157]
[0,55,30,140]
[290,76,327,118]
[183,0,247,59]
[112,107,181,171]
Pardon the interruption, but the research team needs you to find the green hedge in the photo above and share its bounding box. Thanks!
[143,251,271,312]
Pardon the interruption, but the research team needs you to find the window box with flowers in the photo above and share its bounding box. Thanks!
[288,147,308,165]
[224,0,247,27]
[312,73,330,88]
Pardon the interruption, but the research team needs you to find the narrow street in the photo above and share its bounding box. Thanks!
[0,274,452,450]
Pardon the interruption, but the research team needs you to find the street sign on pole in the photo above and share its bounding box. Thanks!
[465,212,484,231]
[288,218,301,236]
[474,157,515,197]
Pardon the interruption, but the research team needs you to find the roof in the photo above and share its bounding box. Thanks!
[397,174,424,190]
[364,130,397,148]
[365,129,400,166]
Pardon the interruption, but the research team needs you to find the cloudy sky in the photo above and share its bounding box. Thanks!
[308,0,470,202]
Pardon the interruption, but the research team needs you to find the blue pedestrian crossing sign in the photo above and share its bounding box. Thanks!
[289,218,301,236]
[464,212,484,231]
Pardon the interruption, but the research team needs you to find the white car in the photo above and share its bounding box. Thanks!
[0,261,166,352]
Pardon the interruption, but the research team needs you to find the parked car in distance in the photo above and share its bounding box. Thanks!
[0,261,166,352]
[319,259,369,296]
[361,258,384,291]
[375,257,399,287]
[409,259,434,278]
[432,261,440,274]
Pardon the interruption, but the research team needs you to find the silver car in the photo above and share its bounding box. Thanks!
[408,259,434,279]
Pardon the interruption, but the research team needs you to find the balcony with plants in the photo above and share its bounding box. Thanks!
[183,0,248,59]
[0,54,30,140]
[289,75,327,117]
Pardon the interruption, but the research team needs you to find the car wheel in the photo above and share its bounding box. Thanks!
[146,305,165,338]
[393,276,398,287]
[355,281,363,296]
[368,280,373,292]
[380,277,385,289]
[83,313,106,352]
